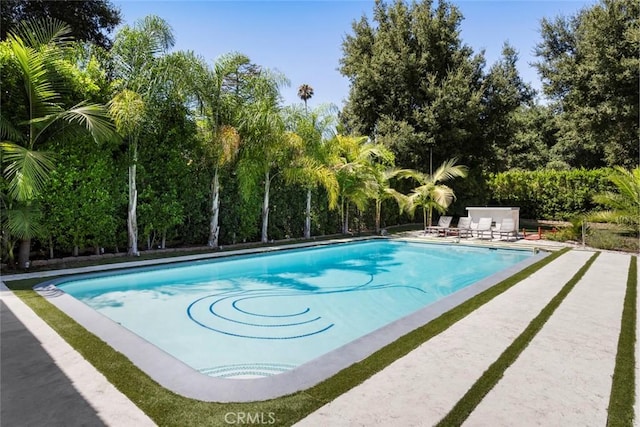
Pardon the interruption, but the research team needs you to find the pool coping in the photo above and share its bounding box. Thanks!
[32,238,548,402]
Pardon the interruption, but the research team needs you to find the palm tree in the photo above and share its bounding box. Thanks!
[297,84,314,114]
[592,166,640,232]
[402,159,468,230]
[283,104,339,238]
[109,15,176,256]
[369,165,410,234]
[0,19,114,268]
[190,53,249,248]
[330,136,394,234]
[237,69,292,243]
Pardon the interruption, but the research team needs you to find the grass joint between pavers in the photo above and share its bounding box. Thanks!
[607,255,637,427]
[437,251,600,426]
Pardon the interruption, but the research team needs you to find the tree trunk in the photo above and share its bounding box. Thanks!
[375,200,382,234]
[73,245,79,257]
[127,146,139,256]
[208,168,220,248]
[49,236,54,259]
[161,230,166,249]
[261,171,270,243]
[18,238,31,269]
[423,207,427,230]
[95,246,101,256]
[343,202,350,234]
[304,188,312,239]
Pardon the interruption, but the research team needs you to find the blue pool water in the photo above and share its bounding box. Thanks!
[58,240,532,378]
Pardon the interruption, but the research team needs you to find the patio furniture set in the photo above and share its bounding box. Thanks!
[425,207,520,241]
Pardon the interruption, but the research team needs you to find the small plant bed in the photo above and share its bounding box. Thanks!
[520,218,639,253]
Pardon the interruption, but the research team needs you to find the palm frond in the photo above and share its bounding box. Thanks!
[592,166,640,231]
[235,157,264,202]
[2,202,46,240]
[431,158,469,182]
[1,142,56,202]
[137,15,176,53]
[9,33,59,110]
[108,90,145,136]
[0,115,25,142]
[57,102,115,142]
[32,101,115,144]
[431,185,456,208]
[13,18,73,49]
[216,125,241,166]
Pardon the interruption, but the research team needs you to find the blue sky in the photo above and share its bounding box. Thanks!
[112,0,595,108]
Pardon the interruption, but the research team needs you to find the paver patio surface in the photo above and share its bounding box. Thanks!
[296,250,597,426]
[465,251,630,426]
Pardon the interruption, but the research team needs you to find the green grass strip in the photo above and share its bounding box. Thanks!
[607,255,637,427]
[6,247,569,427]
[437,251,600,426]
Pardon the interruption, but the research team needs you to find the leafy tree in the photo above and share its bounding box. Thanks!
[0,19,113,268]
[401,159,468,229]
[507,104,555,170]
[1,0,121,49]
[340,0,486,171]
[592,166,640,232]
[534,0,639,168]
[482,43,536,171]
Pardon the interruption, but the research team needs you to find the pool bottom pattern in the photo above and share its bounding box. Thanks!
[200,363,297,378]
[186,280,425,341]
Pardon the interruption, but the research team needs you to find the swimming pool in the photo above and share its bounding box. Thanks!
[37,238,543,401]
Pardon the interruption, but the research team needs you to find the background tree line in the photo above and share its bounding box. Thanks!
[340,0,638,175]
[1,0,637,267]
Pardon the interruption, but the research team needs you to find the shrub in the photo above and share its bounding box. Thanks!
[486,168,614,220]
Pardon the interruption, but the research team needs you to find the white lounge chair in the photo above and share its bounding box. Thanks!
[452,216,472,238]
[475,217,493,239]
[425,216,453,236]
[497,218,517,241]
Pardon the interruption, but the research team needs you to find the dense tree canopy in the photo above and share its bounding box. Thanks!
[482,44,536,171]
[534,0,639,168]
[338,0,542,177]
[1,0,121,49]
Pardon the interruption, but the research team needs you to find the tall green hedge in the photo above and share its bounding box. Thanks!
[485,168,614,220]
